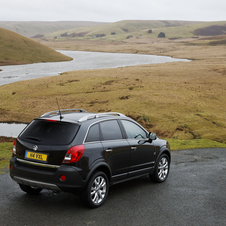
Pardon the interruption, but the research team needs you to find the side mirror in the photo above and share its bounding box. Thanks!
[149,132,157,140]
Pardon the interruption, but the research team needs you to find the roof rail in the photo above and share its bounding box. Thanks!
[41,109,87,117]
[78,112,126,122]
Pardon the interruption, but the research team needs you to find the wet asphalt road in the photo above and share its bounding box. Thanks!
[0,148,226,226]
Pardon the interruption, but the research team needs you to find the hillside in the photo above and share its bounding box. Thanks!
[0,28,72,66]
[0,21,107,38]
[45,20,201,40]
[40,20,226,42]
[1,20,225,43]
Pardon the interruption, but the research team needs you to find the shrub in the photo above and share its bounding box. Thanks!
[94,34,106,38]
[122,28,129,32]
[148,29,152,34]
[126,35,133,39]
[60,32,68,37]
[158,32,165,38]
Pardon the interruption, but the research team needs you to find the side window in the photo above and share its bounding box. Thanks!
[121,120,147,139]
[100,120,123,141]
[85,123,100,142]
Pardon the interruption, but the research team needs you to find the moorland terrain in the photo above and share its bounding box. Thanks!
[0,27,73,66]
[0,20,226,148]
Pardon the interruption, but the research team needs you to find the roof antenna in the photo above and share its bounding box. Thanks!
[56,98,63,120]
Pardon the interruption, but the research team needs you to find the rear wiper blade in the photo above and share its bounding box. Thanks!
[25,136,41,142]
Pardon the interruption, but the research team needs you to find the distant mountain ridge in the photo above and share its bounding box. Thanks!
[1,20,226,41]
[0,21,107,38]
[26,20,226,41]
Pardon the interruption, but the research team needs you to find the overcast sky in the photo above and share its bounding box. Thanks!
[0,0,226,22]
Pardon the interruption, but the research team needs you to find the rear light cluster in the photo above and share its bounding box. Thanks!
[62,145,85,164]
[12,139,17,156]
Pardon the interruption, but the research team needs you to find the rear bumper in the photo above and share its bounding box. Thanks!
[13,176,62,191]
[10,157,86,195]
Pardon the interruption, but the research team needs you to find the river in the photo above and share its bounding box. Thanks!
[0,50,190,86]
[0,50,190,137]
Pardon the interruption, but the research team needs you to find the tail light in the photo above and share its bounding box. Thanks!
[12,139,17,156]
[62,145,85,164]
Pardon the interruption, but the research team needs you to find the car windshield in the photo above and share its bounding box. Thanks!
[19,119,79,145]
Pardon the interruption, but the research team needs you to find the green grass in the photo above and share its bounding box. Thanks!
[0,142,12,174]
[167,139,226,151]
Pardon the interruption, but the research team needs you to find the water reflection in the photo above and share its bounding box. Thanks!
[0,123,27,138]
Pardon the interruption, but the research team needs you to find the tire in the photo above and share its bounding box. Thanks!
[19,184,43,195]
[150,154,170,183]
[81,171,109,208]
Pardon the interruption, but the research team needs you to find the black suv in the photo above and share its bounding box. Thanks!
[10,109,171,208]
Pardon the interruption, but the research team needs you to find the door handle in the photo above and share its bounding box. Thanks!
[131,147,137,150]
[105,149,113,153]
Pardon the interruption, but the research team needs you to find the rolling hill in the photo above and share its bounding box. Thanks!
[0,21,107,38]
[1,20,226,43]
[0,27,72,66]
[46,20,201,40]
[43,20,226,41]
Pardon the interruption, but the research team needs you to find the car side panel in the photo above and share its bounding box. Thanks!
[127,139,155,177]
[101,140,131,182]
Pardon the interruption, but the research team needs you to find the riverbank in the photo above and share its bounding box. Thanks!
[0,51,187,87]
[0,136,14,143]
[0,37,226,144]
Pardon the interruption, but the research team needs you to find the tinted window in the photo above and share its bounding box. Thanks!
[100,120,123,141]
[121,120,147,139]
[19,119,79,145]
[85,123,100,142]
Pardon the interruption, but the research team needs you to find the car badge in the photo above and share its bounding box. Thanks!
[33,145,38,151]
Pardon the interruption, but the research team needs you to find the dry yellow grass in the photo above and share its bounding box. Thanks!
[0,37,226,143]
[0,28,72,66]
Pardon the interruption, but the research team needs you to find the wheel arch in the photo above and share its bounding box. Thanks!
[86,162,112,184]
[156,145,171,166]
[160,149,171,162]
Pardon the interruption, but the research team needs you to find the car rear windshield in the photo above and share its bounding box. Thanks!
[19,119,80,145]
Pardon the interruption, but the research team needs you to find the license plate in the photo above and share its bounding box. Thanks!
[25,151,48,162]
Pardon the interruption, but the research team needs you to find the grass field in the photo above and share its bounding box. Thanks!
[0,142,12,174]
[0,36,226,144]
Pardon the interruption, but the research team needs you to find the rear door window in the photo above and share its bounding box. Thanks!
[100,120,123,141]
[19,119,79,145]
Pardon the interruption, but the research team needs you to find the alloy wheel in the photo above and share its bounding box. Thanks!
[157,157,169,181]
[90,176,107,204]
